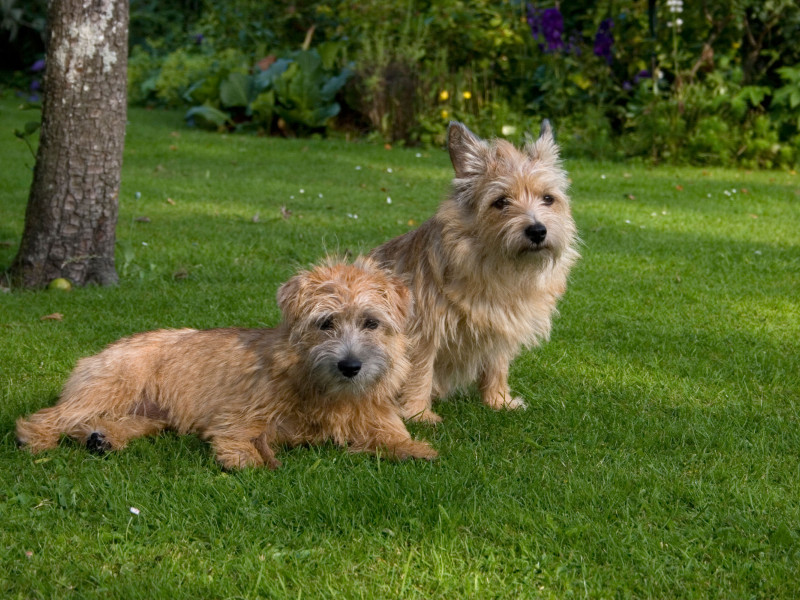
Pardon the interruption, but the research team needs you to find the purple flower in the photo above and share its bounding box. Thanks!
[192,33,204,45]
[565,31,582,56]
[527,4,564,53]
[593,18,614,64]
[527,5,544,44]
[30,59,45,72]
[30,79,41,91]
[541,8,564,52]
[622,81,632,91]
[593,19,614,60]
[634,69,651,83]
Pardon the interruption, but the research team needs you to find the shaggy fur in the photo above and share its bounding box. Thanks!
[370,121,580,423]
[16,257,436,468]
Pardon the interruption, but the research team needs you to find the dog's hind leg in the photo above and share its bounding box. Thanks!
[399,345,442,424]
[69,415,169,454]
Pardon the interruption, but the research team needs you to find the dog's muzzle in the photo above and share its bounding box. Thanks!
[524,223,547,245]
[337,357,362,379]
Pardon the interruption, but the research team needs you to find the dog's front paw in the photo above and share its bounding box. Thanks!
[483,394,527,411]
[506,396,528,410]
[404,408,443,424]
[387,439,438,461]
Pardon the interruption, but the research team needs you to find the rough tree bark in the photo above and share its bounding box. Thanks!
[7,0,128,288]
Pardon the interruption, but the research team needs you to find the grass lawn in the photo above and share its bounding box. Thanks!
[1,93,799,599]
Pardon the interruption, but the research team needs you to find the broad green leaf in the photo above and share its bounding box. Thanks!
[220,72,252,107]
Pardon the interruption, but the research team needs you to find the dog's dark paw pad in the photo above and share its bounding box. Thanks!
[86,432,111,454]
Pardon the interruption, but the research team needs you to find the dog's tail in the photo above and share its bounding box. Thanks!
[15,406,69,453]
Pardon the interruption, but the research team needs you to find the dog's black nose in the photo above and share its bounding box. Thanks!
[525,223,547,244]
[337,358,362,378]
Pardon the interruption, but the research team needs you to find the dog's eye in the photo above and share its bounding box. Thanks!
[318,317,335,330]
[492,197,510,210]
[542,194,555,206]
[363,318,380,330]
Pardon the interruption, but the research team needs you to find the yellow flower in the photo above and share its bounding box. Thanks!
[441,110,449,120]
[439,90,449,101]
[462,91,472,100]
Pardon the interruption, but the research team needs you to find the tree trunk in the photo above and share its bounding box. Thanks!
[7,0,128,288]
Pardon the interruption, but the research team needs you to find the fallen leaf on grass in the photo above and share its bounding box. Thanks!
[173,268,189,280]
[165,197,175,205]
[675,184,684,191]
[40,313,63,321]
[252,213,260,223]
[134,216,151,223]
[280,206,292,220]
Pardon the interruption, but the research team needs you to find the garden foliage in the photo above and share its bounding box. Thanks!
[8,0,800,166]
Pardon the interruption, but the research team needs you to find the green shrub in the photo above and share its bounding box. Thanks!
[185,47,352,134]
[155,47,249,107]
[118,0,800,167]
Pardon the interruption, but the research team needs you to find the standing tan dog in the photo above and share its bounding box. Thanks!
[371,121,579,423]
[16,257,436,468]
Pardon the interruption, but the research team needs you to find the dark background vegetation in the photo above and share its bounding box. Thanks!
[3,0,800,163]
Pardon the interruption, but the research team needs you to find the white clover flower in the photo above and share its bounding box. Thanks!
[667,0,683,13]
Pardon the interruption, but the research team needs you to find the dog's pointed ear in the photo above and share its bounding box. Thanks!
[448,121,489,178]
[276,272,306,323]
[525,119,560,166]
[385,274,413,330]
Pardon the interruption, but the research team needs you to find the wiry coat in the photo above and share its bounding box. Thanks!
[371,121,579,422]
[16,257,436,468]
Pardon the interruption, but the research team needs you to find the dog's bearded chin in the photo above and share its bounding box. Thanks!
[520,243,552,257]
